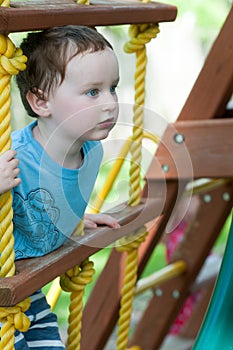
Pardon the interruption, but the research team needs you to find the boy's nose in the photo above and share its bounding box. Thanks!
[101,91,118,111]
[101,101,118,112]
[102,91,117,110]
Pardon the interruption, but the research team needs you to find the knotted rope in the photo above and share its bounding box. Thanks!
[124,23,159,206]
[60,211,91,350]
[0,32,29,350]
[0,298,31,350]
[0,34,27,276]
[60,259,95,350]
[115,4,159,349]
[116,227,148,350]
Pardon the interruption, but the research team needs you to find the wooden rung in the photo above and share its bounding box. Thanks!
[147,118,233,180]
[134,256,219,296]
[135,260,187,295]
[186,178,231,197]
[0,0,177,33]
[0,196,162,307]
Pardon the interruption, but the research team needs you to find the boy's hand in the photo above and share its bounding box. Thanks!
[84,213,120,229]
[0,150,21,194]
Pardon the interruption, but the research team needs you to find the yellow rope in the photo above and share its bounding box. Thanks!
[72,217,84,236]
[0,32,29,350]
[47,217,85,309]
[0,298,31,350]
[76,0,90,5]
[124,23,159,206]
[116,2,159,348]
[0,0,10,7]
[60,259,95,350]
[0,34,27,276]
[91,131,159,214]
[116,227,148,350]
[58,218,87,350]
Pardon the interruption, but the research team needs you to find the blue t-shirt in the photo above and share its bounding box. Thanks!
[12,120,103,260]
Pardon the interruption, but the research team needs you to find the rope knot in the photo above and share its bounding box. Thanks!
[0,34,27,76]
[116,226,148,253]
[60,259,95,293]
[124,23,160,54]
[0,297,31,332]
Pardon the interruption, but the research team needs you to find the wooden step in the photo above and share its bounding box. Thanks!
[0,0,177,33]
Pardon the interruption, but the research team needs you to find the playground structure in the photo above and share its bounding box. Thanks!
[0,1,232,349]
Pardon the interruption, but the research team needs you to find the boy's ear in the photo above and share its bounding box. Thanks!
[26,90,50,117]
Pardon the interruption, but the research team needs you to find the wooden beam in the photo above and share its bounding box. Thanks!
[0,0,177,33]
[147,118,233,179]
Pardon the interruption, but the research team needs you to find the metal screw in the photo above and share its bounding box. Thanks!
[203,194,212,203]
[172,290,180,299]
[162,164,169,173]
[222,192,231,202]
[155,288,163,297]
[174,133,185,144]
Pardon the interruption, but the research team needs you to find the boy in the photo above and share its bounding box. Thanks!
[0,25,120,349]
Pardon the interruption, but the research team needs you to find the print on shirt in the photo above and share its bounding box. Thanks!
[13,188,60,258]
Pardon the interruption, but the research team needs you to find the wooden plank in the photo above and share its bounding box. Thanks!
[0,197,162,306]
[0,0,177,33]
[147,118,233,180]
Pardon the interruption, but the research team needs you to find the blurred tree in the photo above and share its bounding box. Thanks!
[159,0,231,51]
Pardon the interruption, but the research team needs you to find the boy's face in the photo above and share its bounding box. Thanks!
[46,47,119,143]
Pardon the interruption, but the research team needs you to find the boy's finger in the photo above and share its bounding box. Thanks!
[13,167,20,177]
[0,149,17,161]
[10,157,20,169]
[92,214,120,228]
[84,218,97,228]
[12,177,21,188]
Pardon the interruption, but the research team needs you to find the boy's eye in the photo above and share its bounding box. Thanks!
[87,89,99,97]
[110,85,117,94]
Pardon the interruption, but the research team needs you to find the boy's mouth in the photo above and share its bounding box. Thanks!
[97,118,115,129]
